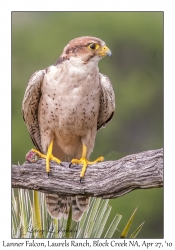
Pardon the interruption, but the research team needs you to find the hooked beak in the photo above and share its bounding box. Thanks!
[98,45,112,57]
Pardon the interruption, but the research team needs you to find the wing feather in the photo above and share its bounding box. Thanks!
[97,73,115,130]
[22,70,46,152]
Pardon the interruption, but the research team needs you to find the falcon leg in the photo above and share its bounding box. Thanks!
[31,139,61,172]
[71,144,104,181]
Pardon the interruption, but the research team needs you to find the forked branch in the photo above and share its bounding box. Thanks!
[12,148,163,199]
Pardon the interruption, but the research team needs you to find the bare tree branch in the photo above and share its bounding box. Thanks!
[12,148,163,199]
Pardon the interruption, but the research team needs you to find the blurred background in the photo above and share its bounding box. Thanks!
[12,12,163,238]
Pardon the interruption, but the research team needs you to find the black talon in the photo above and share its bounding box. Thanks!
[48,172,50,177]
[69,162,72,168]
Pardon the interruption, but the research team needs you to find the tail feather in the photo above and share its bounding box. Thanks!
[76,196,89,212]
[45,140,90,222]
[45,194,70,220]
[45,194,89,222]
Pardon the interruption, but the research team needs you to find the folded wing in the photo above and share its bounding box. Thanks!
[22,70,46,153]
[97,73,115,131]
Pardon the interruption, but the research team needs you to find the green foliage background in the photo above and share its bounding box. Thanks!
[12,12,163,238]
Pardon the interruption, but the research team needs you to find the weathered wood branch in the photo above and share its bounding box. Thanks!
[12,148,163,199]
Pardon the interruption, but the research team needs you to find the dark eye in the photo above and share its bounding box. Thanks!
[87,43,100,51]
[89,44,96,50]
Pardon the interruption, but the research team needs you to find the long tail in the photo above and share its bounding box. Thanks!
[45,142,90,222]
[45,194,89,222]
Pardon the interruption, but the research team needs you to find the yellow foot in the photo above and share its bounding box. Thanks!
[71,156,104,181]
[31,140,61,173]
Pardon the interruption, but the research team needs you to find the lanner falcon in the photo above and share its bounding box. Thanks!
[22,36,115,222]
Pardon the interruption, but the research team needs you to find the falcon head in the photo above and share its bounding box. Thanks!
[57,36,112,65]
